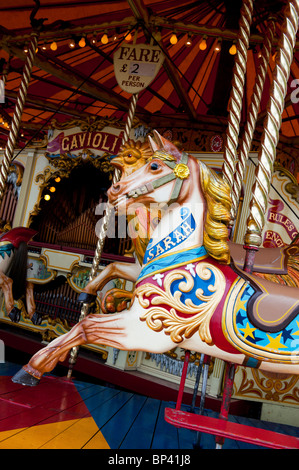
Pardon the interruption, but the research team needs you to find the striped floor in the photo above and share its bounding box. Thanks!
[0,361,299,450]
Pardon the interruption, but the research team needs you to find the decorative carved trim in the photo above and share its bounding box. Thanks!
[234,366,299,405]
[49,115,140,132]
[274,162,299,203]
[44,151,114,176]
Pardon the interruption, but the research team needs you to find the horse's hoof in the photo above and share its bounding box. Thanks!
[31,312,42,325]
[11,368,40,387]
[78,292,97,304]
[8,307,21,323]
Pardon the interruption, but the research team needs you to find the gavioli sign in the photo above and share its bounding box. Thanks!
[46,128,123,156]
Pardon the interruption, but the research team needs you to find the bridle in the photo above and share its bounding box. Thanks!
[125,151,190,206]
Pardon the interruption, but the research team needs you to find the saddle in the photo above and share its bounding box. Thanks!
[234,264,299,333]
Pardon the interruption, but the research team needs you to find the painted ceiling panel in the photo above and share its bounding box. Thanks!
[0,0,297,171]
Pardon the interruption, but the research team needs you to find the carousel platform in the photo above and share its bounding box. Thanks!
[0,361,299,450]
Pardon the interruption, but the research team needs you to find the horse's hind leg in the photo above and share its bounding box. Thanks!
[0,272,21,322]
[25,281,41,325]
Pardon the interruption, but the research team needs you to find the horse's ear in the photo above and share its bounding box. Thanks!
[153,130,182,159]
[148,135,159,152]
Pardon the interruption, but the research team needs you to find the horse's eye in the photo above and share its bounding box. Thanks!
[150,162,159,170]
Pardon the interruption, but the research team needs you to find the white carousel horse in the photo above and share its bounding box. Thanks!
[12,140,299,385]
[81,133,299,314]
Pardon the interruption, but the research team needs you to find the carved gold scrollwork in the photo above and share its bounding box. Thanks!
[234,367,299,404]
[44,151,114,176]
[49,115,140,132]
[28,167,62,224]
[136,263,225,344]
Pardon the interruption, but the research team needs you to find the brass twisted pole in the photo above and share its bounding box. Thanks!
[0,32,39,205]
[244,0,299,272]
[222,0,254,198]
[82,93,139,286]
[67,92,139,377]
[230,17,276,220]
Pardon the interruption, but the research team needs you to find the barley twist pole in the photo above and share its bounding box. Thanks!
[0,32,39,204]
[243,0,299,272]
[67,92,139,377]
[222,0,254,204]
[230,17,276,220]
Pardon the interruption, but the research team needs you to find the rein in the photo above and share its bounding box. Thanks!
[126,152,190,206]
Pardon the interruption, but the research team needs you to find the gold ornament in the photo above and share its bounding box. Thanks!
[173,163,190,180]
[136,263,225,344]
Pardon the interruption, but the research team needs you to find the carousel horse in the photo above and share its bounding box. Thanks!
[12,137,299,386]
[0,226,65,325]
[92,132,299,314]
[0,226,40,324]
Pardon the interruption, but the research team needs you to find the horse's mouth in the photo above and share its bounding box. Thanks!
[108,194,127,214]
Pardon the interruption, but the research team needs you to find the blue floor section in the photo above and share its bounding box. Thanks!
[72,376,299,449]
[1,361,299,449]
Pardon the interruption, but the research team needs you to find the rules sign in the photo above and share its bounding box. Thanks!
[114,43,164,94]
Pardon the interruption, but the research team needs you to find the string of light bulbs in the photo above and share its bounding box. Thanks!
[22,27,239,55]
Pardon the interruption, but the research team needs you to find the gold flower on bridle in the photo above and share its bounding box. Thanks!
[173,163,190,179]
[150,150,190,180]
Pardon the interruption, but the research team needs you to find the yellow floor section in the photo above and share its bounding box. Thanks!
[0,417,110,449]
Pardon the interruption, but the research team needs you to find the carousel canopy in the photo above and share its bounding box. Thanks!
[0,0,298,173]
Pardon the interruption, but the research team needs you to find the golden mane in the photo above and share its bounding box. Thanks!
[198,161,231,264]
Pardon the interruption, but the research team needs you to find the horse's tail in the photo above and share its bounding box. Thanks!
[6,241,28,300]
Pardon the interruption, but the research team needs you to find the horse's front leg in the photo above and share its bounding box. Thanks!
[11,310,132,386]
[12,301,177,386]
[78,261,141,306]
[0,272,21,322]
[12,314,101,385]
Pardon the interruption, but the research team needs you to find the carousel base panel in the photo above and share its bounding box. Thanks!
[0,361,299,449]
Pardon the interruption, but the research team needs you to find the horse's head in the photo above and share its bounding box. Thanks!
[108,146,199,215]
[109,130,232,264]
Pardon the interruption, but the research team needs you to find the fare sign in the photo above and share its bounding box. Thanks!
[114,43,164,94]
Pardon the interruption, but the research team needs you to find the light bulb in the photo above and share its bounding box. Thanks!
[49,186,56,193]
[79,37,86,47]
[68,38,76,48]
[170,33,178,45]
[199,36,207,51]
[229,43,237,55]
[125,31,132,41]
[90,35,97,45]
[185,35,192,47]
[214,39,222,52]
[101,33,108,45]
[44,194,50,201]
[50,41,57,51]
[55,177,61,183]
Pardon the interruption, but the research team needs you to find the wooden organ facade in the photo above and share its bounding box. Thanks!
[0,120,298,427]
[29,164,121,254]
